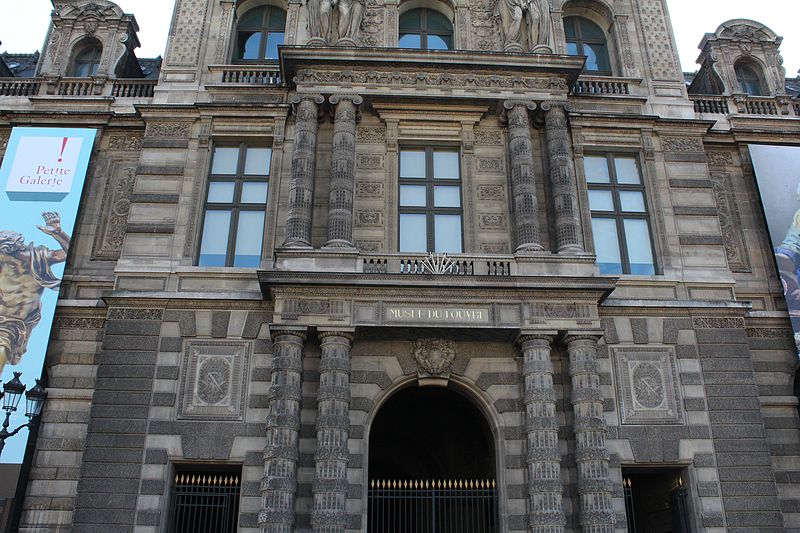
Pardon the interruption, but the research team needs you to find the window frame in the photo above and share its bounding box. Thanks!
[734,61,766,96]
[564,16,612,76]
[233,5,287,63]
[398,146,464,254]
[196,142,272,268]
[398,8,454,50]
[70,44,103,77]
[585,152,657,275]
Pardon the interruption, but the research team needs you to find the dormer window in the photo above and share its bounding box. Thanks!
[735,61,766,96]
[70,43,102,77]
[235,5,287,61]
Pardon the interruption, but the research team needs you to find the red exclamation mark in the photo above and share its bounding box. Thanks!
[58,137,68,163]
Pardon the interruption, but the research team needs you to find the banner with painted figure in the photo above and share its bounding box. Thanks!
[0,127,96,463]
[750,144,800,358]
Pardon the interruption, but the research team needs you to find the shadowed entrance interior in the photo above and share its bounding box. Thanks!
[368,385,498,532]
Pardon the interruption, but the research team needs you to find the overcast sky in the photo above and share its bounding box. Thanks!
[0,0,798,75]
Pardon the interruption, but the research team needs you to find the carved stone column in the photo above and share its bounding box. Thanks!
[541,102,584,254]
[325,95,362,248]
[504,100,544,253]
[565,335,615,532]
[519,335,565,532]
[283,94,324,248]
[260,329,306,533]
[312,331,353,533]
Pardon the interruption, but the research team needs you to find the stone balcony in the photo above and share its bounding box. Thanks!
[0,75,156,100]
[690,93,800,118]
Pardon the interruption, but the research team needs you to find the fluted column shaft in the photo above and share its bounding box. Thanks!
[325,95,362,248]
[504,100,544,252]
[542,102,584,254]
[566,336,615,532]
[260,330,306,533]
[312,332,353,533]
[520,336,565,532]
[284,94,324,247]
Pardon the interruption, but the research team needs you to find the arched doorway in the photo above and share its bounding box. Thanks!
[367,385,498,532]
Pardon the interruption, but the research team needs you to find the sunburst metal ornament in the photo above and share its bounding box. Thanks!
[421,252,456,274]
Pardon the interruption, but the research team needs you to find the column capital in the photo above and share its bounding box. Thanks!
[540,100,574,113]
[290,93,325,116]
[329,93,363,106]
[270,327,308,342]
[502,99,537,112]
[563,331,603,346]
[517,332,556,347]
[317,330,355,342]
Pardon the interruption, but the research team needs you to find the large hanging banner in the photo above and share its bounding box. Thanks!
[0,127,96,464]
[750,144,800,358]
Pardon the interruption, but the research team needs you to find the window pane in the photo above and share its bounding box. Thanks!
[242,182,269,204]
[434,215,462,253]
[208,182,235,203]
[245,147,272,175]
[584,43,610,72]
[73,62,92,77]
[400,185,427,207]
[624,219,655,275]
[614,157,640,184]
[433,151,459,179]
[268,7,287,29]
[620,191,646,212]
[566,41,579,56]
[212,147,240,174]
[199,210,231,266]
[399,34,422,48]
[400,150,426,178]
[579,19,606,40]
[265,32,284,59]
[584,156,610,183]
[400,214,427,252]
[238,31,261,60]
[239,7,265,27]
[588,190,614,211]
[234,211,265,267]
[591,217,622,274]
[563,18,576,39]
[434,186,460,207]
[427,11,452,32]
[427,34,451,50]
[399,9,421,30]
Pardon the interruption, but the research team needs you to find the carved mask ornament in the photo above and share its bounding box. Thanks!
[413,338,456,378]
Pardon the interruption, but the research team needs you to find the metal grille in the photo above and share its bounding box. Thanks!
[368,479,498,533]
[170,472,240,533]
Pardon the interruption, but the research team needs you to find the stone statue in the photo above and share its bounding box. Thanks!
[496,0,552,53]
[0,212,68,374]
[306,0,365,46]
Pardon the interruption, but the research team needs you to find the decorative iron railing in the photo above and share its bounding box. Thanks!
[170,472,240,533]
[368,479,498,533]
[362,253,513,276]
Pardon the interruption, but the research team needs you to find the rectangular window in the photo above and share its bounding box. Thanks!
[585,154,656,275]
[170,465,241,533]
[399,148,463,253]
[198,144,271,267]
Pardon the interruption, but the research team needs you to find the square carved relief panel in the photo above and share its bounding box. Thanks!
[178,340,251,420]
[612,346,682,425]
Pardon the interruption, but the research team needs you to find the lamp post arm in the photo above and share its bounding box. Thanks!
[0,410,32,457]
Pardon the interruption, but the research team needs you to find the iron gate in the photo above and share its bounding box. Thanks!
[170,472,240,533]
[368,479,498,533]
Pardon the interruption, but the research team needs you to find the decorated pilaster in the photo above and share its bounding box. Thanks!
[541,102,584,254]
[565,335,615,532]
[503,100,543,253]
[519,335,565,532]
[325,95,362,248]
[312,331,354,533]
[260,329,307,533]
[284,94,324,248]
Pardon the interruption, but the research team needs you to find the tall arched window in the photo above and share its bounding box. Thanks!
[398,8,453,50]
[735,61,765,96]
[70,43,103,77]
[235,5,286,61]
[564,17,611,75]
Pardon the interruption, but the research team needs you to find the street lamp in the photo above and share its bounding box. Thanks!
[0,372,48,457]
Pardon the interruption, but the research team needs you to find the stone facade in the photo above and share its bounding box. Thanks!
[1,0,799,532]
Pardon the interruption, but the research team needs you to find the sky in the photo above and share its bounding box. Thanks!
[0,0,798,75]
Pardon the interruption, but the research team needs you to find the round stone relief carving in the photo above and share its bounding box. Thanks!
[413,338,456,377]
[196,357,231,405]
[631,362,665,409]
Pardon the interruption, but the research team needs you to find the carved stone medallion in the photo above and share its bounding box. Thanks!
[613,346,682,425]
[179,340,251,419]
[413,338,456,379]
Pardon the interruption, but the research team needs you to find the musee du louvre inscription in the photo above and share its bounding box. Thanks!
[385,306,492,325]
